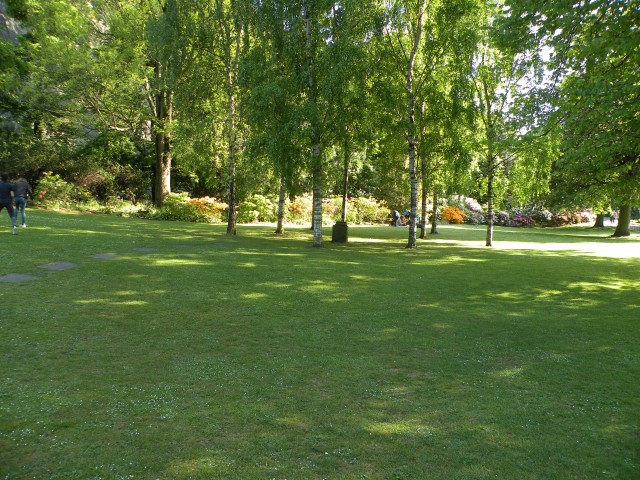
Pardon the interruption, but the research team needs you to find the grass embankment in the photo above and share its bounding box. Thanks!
[1,210,638,479]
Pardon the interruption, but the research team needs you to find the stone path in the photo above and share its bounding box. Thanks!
[0,248,158,283]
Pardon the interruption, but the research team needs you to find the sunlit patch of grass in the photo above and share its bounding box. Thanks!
[0,210,638,479]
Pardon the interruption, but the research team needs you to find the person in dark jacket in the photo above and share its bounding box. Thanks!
[0,173,17,234]
[13,177,33,228]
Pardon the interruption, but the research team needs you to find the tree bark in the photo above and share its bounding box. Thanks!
[593,213,605,228]
[419,156,428,239]
[430,191,439,234]
[275,175,286,234]
[153,83,172,207]
[405,3,425,249]
[226,79,237,236]
[612,204,631,237]
[306,6,323,248]
[485,166,494,247]
[340,132,349,223]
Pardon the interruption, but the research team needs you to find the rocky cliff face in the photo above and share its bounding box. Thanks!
[0,0,26,44]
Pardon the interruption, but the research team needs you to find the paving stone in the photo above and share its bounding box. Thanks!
[39,262,78,271]
[92,253,119,259]
[132,248,157,252]
[0,273,38,283]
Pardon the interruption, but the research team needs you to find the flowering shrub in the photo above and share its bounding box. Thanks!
[510,213,535,227]
[464,211,486,225]
[442,206,465,224]
[549,211,582,226]
[528,207,553,226]
[349,196,389,224]
[287,195,313,224]
[153,193,227,223]
[237,195,277,223]
[287,195,389,225]
[495,211,510,226]
[325,196,389,224]
[33,172,72,208]
[188,196,228,222]
[580,210,596,223]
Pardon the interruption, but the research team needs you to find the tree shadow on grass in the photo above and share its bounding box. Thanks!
[2,213,639,479]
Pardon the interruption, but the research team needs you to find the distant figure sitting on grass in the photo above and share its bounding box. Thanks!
[0,173,17,235]
[13,177,33,228]
[391,210,404,227]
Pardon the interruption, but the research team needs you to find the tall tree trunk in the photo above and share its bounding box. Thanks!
[153,85,172,207]
[311,142,323,247]
[430,191,439,234]
[418,101,428,239]
[226,83,237,236]
[224,15,244,236]
[593,213,605,228]
[485,164,494,247]
[612,204,631,237]
[405,4,425,249]
[306,6,323,247]
[483,76,495,247]
[419,156,428,239]
[340,132,349,223]
[275,175,286,234]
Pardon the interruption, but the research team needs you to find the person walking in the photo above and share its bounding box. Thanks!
[0,173,17,234]
[13,177,33,228]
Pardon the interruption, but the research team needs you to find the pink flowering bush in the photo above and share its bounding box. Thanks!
[33,172,76,208]
[509,213,535,227]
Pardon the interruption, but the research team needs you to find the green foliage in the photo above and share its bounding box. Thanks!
[32,171,89,208]
[346,196,390,224]
[152,192,228,223]
[237,194,278,223]
[286,194,313,224]
[287,195,389,225]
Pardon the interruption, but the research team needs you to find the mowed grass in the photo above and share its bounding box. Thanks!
[1,210,638,479]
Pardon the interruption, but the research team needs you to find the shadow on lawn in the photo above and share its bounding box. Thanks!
[3,214,639,479]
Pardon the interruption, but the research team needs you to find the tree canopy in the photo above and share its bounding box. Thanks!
[1,0,637,242]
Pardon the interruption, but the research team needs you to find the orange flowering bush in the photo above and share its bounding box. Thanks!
[187,196,228,222]
[287,195,313,223]
[155,193,228,223]
[442,206,466,224]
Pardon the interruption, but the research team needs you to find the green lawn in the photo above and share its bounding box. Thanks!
[1,210,638,479]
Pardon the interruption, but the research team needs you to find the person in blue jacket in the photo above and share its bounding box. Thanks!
[0,173,17,234]
[391,210,402,226]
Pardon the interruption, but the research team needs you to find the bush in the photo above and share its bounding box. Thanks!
[287,195,313,224]
[510,213,535,227]
[237,195,277,223]
[340,196,389,224]
[152,193,227,223]
[284,195,390,225]
[528,207,553,226]
[549,211,582,227]
[464,211,486,225]
[33,172,81,208]
[442,206,465,224]
[495,211,510,226]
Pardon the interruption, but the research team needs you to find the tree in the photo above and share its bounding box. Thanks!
[472,0,547,247]
[379,0,482,248]
[504,0,640,237]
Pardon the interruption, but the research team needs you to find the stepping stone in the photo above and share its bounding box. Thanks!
[39,262,78,271]
[92,253,119,259]
[0,273,38,283]
[132,248,157,253]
